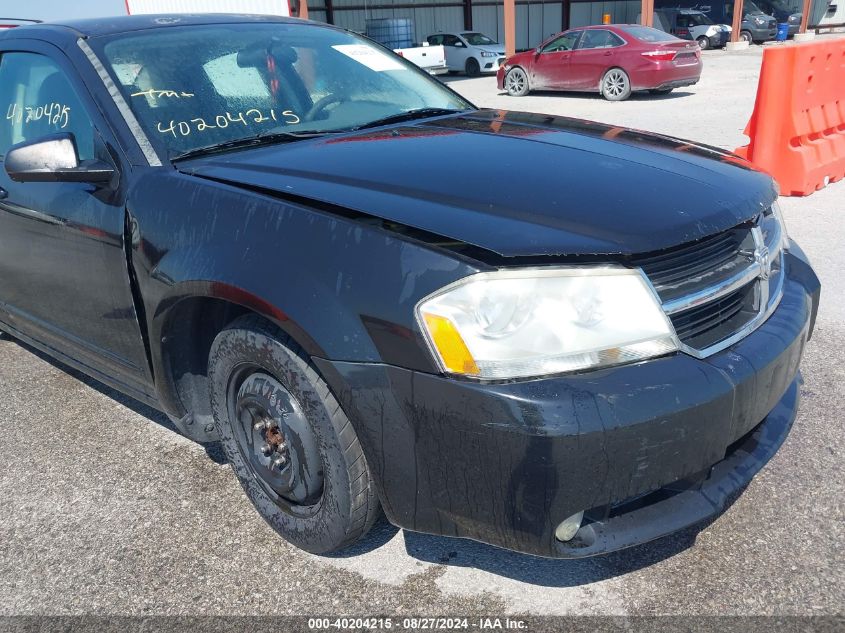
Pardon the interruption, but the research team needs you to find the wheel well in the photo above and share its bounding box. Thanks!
[159,297,254,425]
[599,66,627,87]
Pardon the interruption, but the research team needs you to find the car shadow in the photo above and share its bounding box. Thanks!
[4,336,228,465]
[4,335,748,581]
[493,89,695,101]
[394,496,742,586]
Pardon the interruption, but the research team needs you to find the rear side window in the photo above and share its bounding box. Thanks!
[0,52,94,159]
[578,30,625,49]
[621,25,681,42]
[427,35,444,45]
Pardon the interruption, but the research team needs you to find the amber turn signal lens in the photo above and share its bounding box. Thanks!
[422,313,480,376]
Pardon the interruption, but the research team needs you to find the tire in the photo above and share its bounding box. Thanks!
[649,87,674,95]
[740,30,753,43]
[601,68,632,101]
[208,315,380,554]
[504,67,530,96]
[465,57,481,77]
[697,36,710,50]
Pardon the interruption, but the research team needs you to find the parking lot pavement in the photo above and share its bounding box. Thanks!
[444,46,766,150]
[1,46,844,619]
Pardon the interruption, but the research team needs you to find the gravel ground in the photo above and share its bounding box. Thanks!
[0,43,843,622]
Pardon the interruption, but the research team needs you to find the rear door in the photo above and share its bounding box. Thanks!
[530,31,582,90]
[0,43,153,393]
[568,29,627,90]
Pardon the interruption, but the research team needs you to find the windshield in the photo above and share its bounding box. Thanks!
[94,22,472,158]
[768,0,800,11]
[686,12,714,25]
[744,1,765,13]
[461,32,497,46]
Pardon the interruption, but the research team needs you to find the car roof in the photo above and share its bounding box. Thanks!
[0,13,307,40]
[571,24,631,31]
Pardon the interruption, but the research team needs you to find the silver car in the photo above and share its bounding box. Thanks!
[426,31,506,76]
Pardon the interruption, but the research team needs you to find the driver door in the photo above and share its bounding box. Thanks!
[443,34,471,72]
[530,31,582,90]
[0,45,153,395]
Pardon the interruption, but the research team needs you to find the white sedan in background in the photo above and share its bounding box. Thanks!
[426,31,506,76]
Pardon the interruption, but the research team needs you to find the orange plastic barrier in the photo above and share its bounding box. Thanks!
[735,39,845,197]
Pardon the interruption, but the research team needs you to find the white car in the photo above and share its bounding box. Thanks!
[426,31,506,76]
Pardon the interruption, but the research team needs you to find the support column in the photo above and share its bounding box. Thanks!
[504,0,516,57]
[464,0,473,30]
[299,0,309,19]
[325,0,334,24]
[640,0,654,26]
[799,0,811,32]
[730,0,745,42]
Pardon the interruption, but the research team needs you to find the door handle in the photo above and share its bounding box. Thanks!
[0,187,7,200]
[603,51,613,56]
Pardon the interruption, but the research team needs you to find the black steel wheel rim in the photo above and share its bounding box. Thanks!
[227,366,324,511]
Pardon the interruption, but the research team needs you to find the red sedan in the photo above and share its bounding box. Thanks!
[497,25,702,101]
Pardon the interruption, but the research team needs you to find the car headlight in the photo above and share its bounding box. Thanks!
[416,267,678,379]
[753,16,766,25]
[768,200,790,251]
[480,51,497,57]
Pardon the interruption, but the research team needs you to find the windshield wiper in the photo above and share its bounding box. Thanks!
[352,108,470,131]
[171,130,327,162]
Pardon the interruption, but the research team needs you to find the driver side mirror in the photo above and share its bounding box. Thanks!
[454,41,466,47]
[5,133,115,184]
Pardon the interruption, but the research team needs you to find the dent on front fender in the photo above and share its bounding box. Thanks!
[127,169,481,376]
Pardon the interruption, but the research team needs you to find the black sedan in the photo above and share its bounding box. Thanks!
[0,15,819,558]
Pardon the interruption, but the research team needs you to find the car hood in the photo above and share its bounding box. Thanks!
[179,109,776,258]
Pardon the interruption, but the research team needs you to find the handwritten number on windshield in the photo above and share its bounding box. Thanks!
[156,108,301,138]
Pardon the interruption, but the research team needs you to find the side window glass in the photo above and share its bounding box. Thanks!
[443,35,460,47]
[579,30,623,49]
[0,52,94,160]
[543,32,579,52]
[428,35,443,45]
[607,32,625,47]
[579,30,602,49]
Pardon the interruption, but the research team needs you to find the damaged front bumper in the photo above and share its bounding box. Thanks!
[315,246,820,558]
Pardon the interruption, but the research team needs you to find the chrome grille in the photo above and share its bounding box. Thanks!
[635,229,750,303]
[669,281,758,349]
[633,209,786,358]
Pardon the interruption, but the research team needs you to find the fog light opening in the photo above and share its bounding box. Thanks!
[554,511,584,542]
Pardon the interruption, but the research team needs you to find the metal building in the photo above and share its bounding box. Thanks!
[302,0,643,50]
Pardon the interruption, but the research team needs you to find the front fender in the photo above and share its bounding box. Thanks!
[127,168,480,413]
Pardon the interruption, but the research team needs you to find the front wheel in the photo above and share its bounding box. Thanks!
[601,68,631,101]
[504,67,530,96]
[697,36,710,50]
[740,30,753,43]
[465,57,481,77]
[208,315,380,554]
